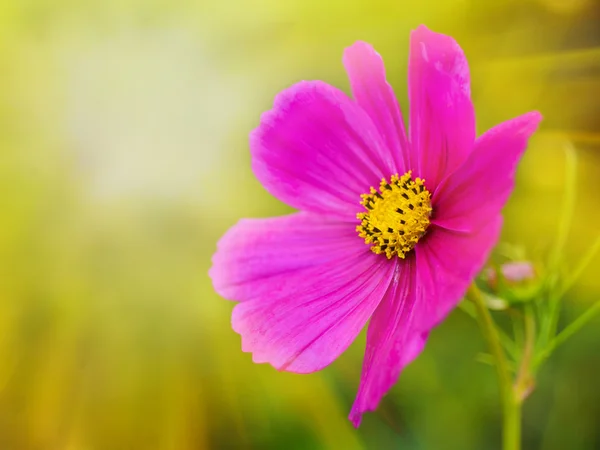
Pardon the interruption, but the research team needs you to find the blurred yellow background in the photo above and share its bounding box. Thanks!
[0,0,598,449]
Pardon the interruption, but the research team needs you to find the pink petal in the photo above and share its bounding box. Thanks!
[210,213,359,302]
[251,80,397,221]
[409,25,475,191]
[415,218,503,329]
[210,212,395,373]
[432,112,542,232]
[343,41,411,173]
[348,218,501,426]
[349,258,429,427]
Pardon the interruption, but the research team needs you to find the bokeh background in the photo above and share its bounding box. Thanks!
[0,0,599,449]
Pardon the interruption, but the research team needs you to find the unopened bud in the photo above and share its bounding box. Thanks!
[484,262,536,288]
[482,261,539,305]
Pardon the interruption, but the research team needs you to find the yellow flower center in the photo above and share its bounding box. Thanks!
[356,171,432,259]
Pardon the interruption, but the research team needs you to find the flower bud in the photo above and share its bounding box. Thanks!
[484,261,536,288]
[482,261,540,305]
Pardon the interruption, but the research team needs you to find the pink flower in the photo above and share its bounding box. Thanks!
[210,25,541,427]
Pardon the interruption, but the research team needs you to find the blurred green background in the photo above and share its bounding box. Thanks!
[0,0,599,449]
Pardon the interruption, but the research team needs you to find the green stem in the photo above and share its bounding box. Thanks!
[504,307,536,450]
[534,301,600,369]
[557,237,600,299]
[459,300,519,360]
[467,285,520,450]
[515,306,536,400]
[504,395,522,450]
[542,144,577,347]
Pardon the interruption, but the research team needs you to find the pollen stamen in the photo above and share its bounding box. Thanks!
[357,171,432,259]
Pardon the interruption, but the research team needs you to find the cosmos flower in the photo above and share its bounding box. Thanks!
[210,25,541,426]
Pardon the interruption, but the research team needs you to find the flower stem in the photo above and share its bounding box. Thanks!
[503,394,522,450]
[467,285,520,450]
[515,306,535,401]
[534,301,600,369]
